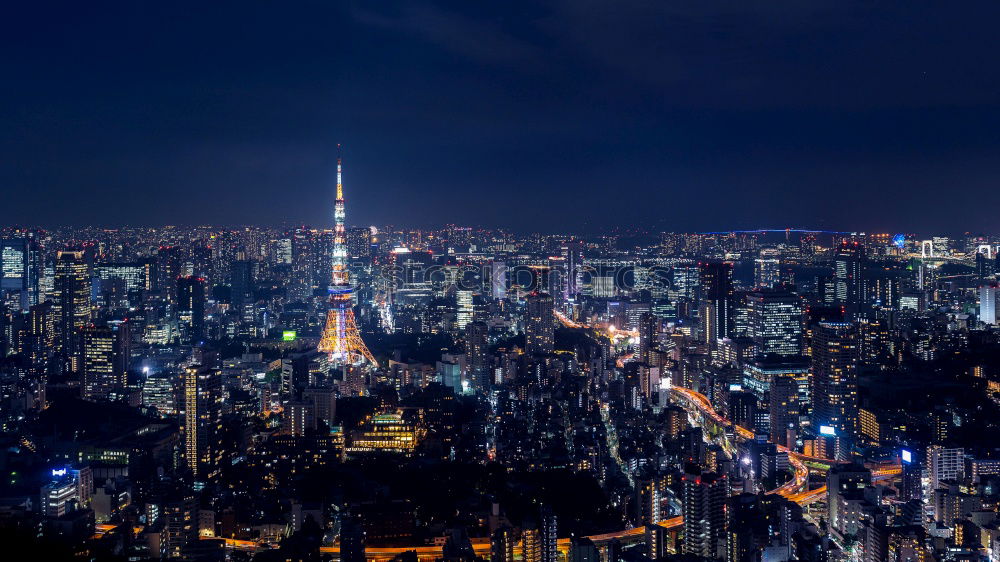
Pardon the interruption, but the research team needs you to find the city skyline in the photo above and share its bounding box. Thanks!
[3,3,1000,561]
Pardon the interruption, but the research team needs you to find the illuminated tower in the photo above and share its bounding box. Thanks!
[318,149,376,366]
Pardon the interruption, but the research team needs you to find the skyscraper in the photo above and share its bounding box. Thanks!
[346,226,372,260]
[560,240,583,303]
[700,262,734,347]
[176,276,206,344]
[747,289,803,359]
[833,242,865,315]
[229,260,254,313]
[0,238,37,310]
[456,289,473,330]
[25,301,56,374]
[754,255,781,289]
[465,320,489,390]
[637,312,657,364]
[80,324,130,401]
[769,372,801,448]
[811,322,858,439]
[979,283,999,325]
[183,365,223,482]
[54,250,91,360]
[524,292,554,356]
[157,246,185,303]
[682,468,728,559]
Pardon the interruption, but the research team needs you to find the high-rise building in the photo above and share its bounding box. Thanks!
[93,262,148,293]
[284,401,315,437]
[682,468,727,559]
[80,324,130,401]
[157,246,185,303]
[979,283,999,325]
[539,508,558,562]
[826,464,871,537]
[926,446,964,491]
[176,276,206,344]
[636,477,662,525]
[754,256,781,289]
[54,250,91,359]
[491,526,516,562]
[39,477,78,518]
[811,322,858,439]
[976,251,995,281]
[183,366,224,482]
[456,289,473,330]
[769,372,801,448]
[833,242,865,315]
[229,260,255,313]
[726,493,764,562]
[143,372,177,416]
[346,227,372,260]
[302,387,337,427]
[887,526,928,562]
[569,537,600,562]
[524,292,554,356]
[522,526,541,562]
[1,238,37,310]
[465,321,489,390]
[560,240,584,303]
[700,262,734,346]
[25,301,56,373]
[900,448,922,503]
[645,523,674,561]
[747,289,803,359]
[637,312,657,364]
[673,265,699,299]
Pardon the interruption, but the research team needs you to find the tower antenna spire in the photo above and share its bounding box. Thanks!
[336,143,344,201]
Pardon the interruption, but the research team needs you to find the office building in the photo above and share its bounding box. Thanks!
[700,262,734,346]
[833,242,865,315]
[747,289,803,359]
[1,238,37,310]
[811,322,858,439]
[143,372,178,416]
[177,276,206,344]
[769,372,802,449]
[80,323,130,401]
[525,292,554,356]
[346,413,420,456]
[54,250,92,358]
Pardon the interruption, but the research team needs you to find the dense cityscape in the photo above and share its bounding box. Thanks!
[2,152,1000,562]
[6,2,1000,562]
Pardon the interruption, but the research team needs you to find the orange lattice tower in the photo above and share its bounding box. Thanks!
[318,148,376,366]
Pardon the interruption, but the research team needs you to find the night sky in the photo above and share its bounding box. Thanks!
[4,1,1000,234]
